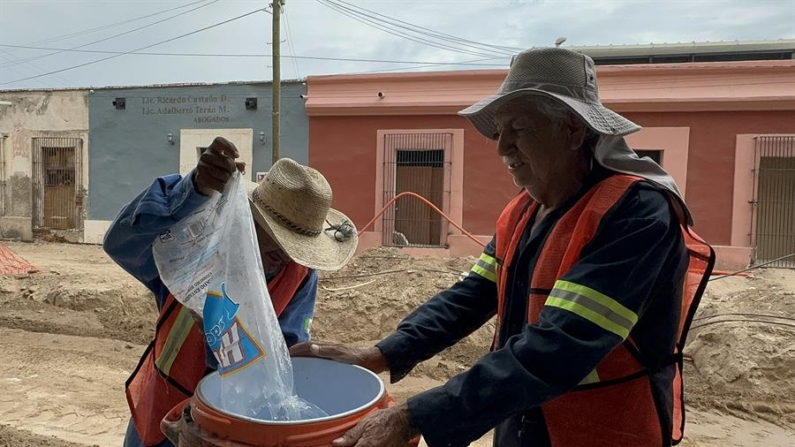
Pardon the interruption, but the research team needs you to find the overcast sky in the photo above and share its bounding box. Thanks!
[1,0,794,90]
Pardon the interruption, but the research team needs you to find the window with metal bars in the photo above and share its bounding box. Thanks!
[32,137,83,231]
[752,136,795,268]
[382,133,452,248]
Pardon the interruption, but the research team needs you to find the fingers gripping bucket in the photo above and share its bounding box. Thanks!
[162,358,418,446]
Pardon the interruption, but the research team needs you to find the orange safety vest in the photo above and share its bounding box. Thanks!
[493,174,713,446]
[125,261,310,446]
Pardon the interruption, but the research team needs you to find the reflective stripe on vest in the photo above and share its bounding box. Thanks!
[154,305,194,376]
[493,174,714,446]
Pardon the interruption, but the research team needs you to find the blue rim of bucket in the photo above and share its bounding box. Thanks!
[195,362,386,426]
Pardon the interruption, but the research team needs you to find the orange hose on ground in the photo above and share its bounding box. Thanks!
[359,194,758,279]
[358,191,486,249]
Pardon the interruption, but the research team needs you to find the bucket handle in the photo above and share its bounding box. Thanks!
[162,398,255,447]
[161,398,191,445]
[190,400,234,429]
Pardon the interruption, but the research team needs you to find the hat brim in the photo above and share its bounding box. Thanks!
[458,89,641,140]
[244,181,357,271]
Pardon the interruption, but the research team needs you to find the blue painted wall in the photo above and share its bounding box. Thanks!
[88,81,307,221]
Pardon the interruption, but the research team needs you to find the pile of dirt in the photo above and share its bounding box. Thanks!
[0,425,98,447]
[2,241,794,433]
[315,246,496,380]
[1,241,794,446]
[684,269,795,427]
[0,242,157,344]
[314,248,795,428]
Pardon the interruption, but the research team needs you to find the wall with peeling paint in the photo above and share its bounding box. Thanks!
[0,90,89,242]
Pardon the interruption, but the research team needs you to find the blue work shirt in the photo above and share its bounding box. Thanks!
[103,170,319,359]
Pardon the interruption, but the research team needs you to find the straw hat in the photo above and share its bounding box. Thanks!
[244,158,357,271]
[458,46,641,139]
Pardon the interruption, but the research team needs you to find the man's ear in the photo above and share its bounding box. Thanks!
[566,117,588,151]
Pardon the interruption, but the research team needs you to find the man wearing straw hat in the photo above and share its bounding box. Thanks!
[292,45,714,447]
[104,138,357,447]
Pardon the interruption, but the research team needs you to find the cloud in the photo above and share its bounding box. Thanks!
[0,0,793,89]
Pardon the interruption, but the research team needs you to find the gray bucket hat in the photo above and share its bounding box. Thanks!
[458,46,641,139]
[459,45,695,225]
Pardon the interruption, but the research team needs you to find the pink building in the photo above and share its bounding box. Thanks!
[305,41,795,270]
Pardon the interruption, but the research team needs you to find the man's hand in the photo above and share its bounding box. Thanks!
[289,342,389,374]
[194,136,246,196]
[333,405,419,447]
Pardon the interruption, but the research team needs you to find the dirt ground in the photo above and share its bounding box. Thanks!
[0,241,794,447]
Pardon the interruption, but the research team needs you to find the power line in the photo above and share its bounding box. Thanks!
[16,0,211,48]
[283,6,301,79]
[2,0,220,69]
[0,44,507,66]
[0,51,59,88]
[358,57,508,74]
[10,42,791,89]
[332,0,521,55]
[322,0,515,57]
[315,0,501,59]
[0,48,75,88]
[0,1,208,86]
[0,9,268,87]
[318,0,501,58]
[2,45,787,88]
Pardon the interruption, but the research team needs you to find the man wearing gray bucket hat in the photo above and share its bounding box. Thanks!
[105,137,357,447]
[293,45,714,447]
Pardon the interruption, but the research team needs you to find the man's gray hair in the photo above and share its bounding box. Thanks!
[511,95,577,133]
[523,95,599,150]
[531,95,574,125]
[500,95,575,126]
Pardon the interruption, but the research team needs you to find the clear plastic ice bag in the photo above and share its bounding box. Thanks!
[152,172,326,421]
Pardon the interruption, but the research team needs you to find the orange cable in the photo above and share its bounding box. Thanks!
[357,191,486,249]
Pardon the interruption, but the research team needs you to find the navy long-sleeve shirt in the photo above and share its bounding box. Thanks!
[377,169,688,447]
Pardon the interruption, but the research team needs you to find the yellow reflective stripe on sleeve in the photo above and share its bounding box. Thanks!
[546,280,638,340]
[471,264,496,282]
[578,369,600,385]
[155,307,195,375]
[470,253,497,282]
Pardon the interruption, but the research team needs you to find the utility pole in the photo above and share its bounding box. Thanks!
[271,0,282,164]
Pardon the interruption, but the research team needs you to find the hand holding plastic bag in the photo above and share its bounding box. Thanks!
[153,171,325,420]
